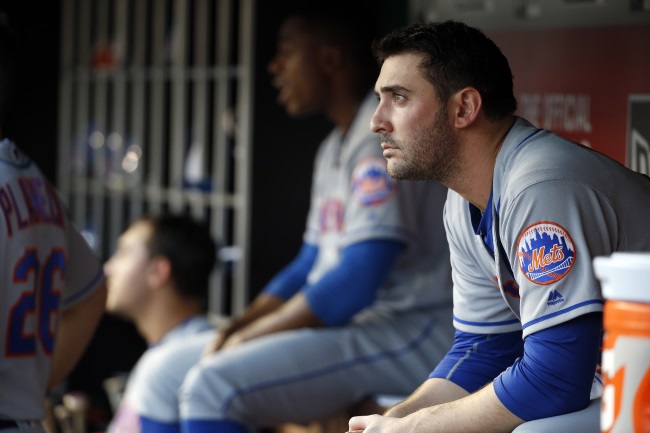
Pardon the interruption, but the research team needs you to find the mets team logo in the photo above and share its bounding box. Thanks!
[517,222,576,285]
[351,157,397,206]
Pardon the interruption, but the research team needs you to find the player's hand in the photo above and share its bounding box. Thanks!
[220,331,246,350]
[202,326,234,357]
[348,414,403,433]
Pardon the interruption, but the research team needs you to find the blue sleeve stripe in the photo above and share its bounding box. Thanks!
[61,268,105,309]
[453,315,520,327]
[521,299,604,330]
[0,157,32,169]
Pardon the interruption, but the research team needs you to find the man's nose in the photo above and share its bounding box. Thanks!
[370,105,390,134]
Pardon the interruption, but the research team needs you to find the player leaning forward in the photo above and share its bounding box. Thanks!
[349,20,650,433]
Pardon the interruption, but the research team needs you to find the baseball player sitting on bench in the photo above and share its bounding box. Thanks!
[178,6,455,433]
[347,20,650,433]
[0,12,106,433]
[104,214,217,433]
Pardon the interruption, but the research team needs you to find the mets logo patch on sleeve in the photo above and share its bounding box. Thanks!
[351,157,397,206]
[517,222,576,285]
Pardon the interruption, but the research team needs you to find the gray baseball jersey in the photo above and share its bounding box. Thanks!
[0,139,104,421]
[447,116,650,337]
[304,91,453,314]
[179,92,454,428]
[107,317,214,433]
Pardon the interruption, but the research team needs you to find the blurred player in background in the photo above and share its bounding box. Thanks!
[178,6,454,433]
[104,214,218,433]
[0,10,106,433]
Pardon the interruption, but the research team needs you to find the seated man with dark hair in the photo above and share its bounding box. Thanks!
[104,214,218,433]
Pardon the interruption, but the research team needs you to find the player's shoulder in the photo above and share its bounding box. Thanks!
[500,126,597,198]
[144,331,213,367]
[0,139,31,166]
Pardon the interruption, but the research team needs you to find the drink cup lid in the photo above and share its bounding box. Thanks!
[593,252,650,302]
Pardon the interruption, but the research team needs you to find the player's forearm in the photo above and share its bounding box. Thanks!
[48,283,107,390]
[384,378,469,418]
[409,383,522,432]
[208,294,286,352]
[231,293,285,330]
[351,383,523,433]
[224,293,322,346]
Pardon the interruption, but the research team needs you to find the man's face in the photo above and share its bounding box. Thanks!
[104,221,153,319]
[267,16,329,117]
[371,53,459,183]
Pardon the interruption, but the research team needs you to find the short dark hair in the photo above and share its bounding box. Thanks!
[282,4,379,89]
[372,20,517,121]
[140,214,217,310]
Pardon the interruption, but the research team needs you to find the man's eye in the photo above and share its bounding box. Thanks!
[394,94,405,101]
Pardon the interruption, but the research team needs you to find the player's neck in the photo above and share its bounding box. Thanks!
[137,300,203,344]
[450,115,515,211]
[325,86,367,136]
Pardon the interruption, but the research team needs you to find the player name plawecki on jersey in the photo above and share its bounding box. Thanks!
[0,176,65,237]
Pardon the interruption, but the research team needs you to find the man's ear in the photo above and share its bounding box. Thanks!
[147,256,172,288]
[451,87,482,129]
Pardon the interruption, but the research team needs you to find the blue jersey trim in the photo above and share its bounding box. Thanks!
[453,315,520,327]
[0,158,32,169]
[218,317,439,416]
[521,299,604,330]
[515,128,543,149]
[141,416,181,433]
[469,194,495,256]
[0,143,33,169]
[180,419,247,433]
[61,268,105,308]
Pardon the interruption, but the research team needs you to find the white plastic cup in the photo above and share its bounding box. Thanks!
[593,252,650,433]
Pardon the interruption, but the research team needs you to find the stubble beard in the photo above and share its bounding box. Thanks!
[383,110,459,183]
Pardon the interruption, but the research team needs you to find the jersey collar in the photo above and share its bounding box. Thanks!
[469,191,495,256]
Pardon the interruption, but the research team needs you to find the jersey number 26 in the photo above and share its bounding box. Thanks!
[5,248,66,357]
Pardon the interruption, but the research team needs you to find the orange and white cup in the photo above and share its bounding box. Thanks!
[594,252,650,433]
